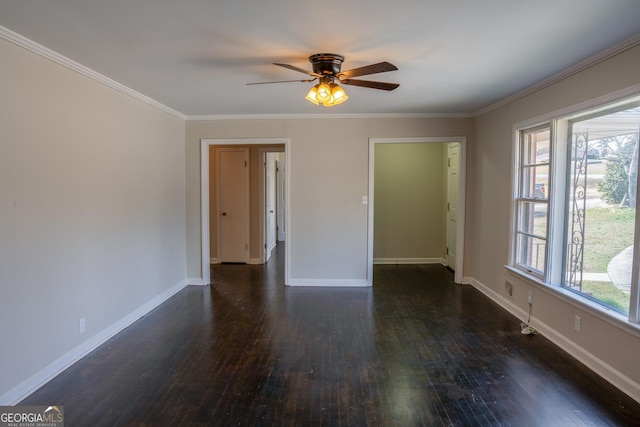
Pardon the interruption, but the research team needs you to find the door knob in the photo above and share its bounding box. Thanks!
[222,212,227,216]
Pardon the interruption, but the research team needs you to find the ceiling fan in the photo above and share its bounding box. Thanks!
[247,53,399,106]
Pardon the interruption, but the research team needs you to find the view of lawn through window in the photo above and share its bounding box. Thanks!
[515,101,640,316]
[565,106,639,313]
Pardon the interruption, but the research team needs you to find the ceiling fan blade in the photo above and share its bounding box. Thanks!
[246,78,316,85]
[339,61,398,79]
[273,63,322,77]
[341,79,399,91]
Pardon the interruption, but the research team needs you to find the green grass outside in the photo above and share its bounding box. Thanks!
[582,206,635,271]
[580,205,635,313]
[581,280,629,312]
[533,204,634,312]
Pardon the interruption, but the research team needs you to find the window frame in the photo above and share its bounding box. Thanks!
[510,92,640,325]
[513,124,552,279]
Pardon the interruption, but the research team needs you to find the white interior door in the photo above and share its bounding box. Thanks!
[446,143,460,268]
[218,148,250,263]
[265,153,277,261]
[276,157,286,242]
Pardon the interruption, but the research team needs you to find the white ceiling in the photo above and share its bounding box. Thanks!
[1,0,640,117]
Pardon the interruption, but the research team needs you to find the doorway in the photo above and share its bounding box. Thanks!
[446,143,460,268]
[200,138,290,286]
[367,137,466,284]
[262,150,286,263]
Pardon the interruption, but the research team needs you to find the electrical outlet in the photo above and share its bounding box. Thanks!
[79,317,86,334]
[574,315,581,332]
[504,281,513,297]
[527,290,533,305]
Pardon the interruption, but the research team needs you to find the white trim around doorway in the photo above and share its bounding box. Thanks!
[201,138,290,286]
[367,137,467,285]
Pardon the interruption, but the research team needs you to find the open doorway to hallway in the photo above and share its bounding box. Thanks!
[263,151,286,263]
[367,137,466,284]
[200,138,290,286]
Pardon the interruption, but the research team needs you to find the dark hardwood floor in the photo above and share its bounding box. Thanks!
[21,244,640,426]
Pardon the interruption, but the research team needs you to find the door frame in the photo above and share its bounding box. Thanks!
[367,137,467,284]
[201,138,290,286]
[446,142,460,267]
[275,156,286,242]
[259,148,285,263]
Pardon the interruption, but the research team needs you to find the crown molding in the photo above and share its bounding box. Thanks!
[0,25,186,120]
[187,112,474,121]
[475,32,640,117]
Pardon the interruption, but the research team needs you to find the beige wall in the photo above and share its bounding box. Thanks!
[0,38,186,400]
[186,118,475,283]
[469,43,640,399]
[374,143,447,261]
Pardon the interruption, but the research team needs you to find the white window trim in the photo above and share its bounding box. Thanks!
[505,265,640,338]
[509,84,640,326]
[512,124,552,279]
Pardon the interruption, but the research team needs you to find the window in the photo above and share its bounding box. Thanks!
[512,97,640,320]
[514,126,550,277]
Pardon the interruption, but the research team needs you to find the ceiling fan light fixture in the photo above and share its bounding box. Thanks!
[328,83,348,106]
[305,85,320,105]
[249,53,398,107]
[315,82,332,103]
[307,79,348,107]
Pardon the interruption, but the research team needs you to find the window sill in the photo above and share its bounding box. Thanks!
[505,265,640,339]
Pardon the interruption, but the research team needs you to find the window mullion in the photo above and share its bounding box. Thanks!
[518,197,549,203]
[548,119,568,285]
[629,164,640,322]
[517,230,547,241]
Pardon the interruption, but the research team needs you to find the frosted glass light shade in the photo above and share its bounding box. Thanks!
[305,85,319,105]
[316,83,332,103]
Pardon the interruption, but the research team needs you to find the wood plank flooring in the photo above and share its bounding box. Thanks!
[21,244,640,426]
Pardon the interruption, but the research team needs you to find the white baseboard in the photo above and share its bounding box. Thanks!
[467,277,529,321]
[373,257,446,265]
[187,277,205,286]
[0,279,188,405]
[460,276,475,286]
[288,278,371,287]
[468,276,640,404]
[210,258,220,264]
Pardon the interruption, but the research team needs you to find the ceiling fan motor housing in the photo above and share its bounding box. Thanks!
[309,53,344,75]
[248,53,398,93]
